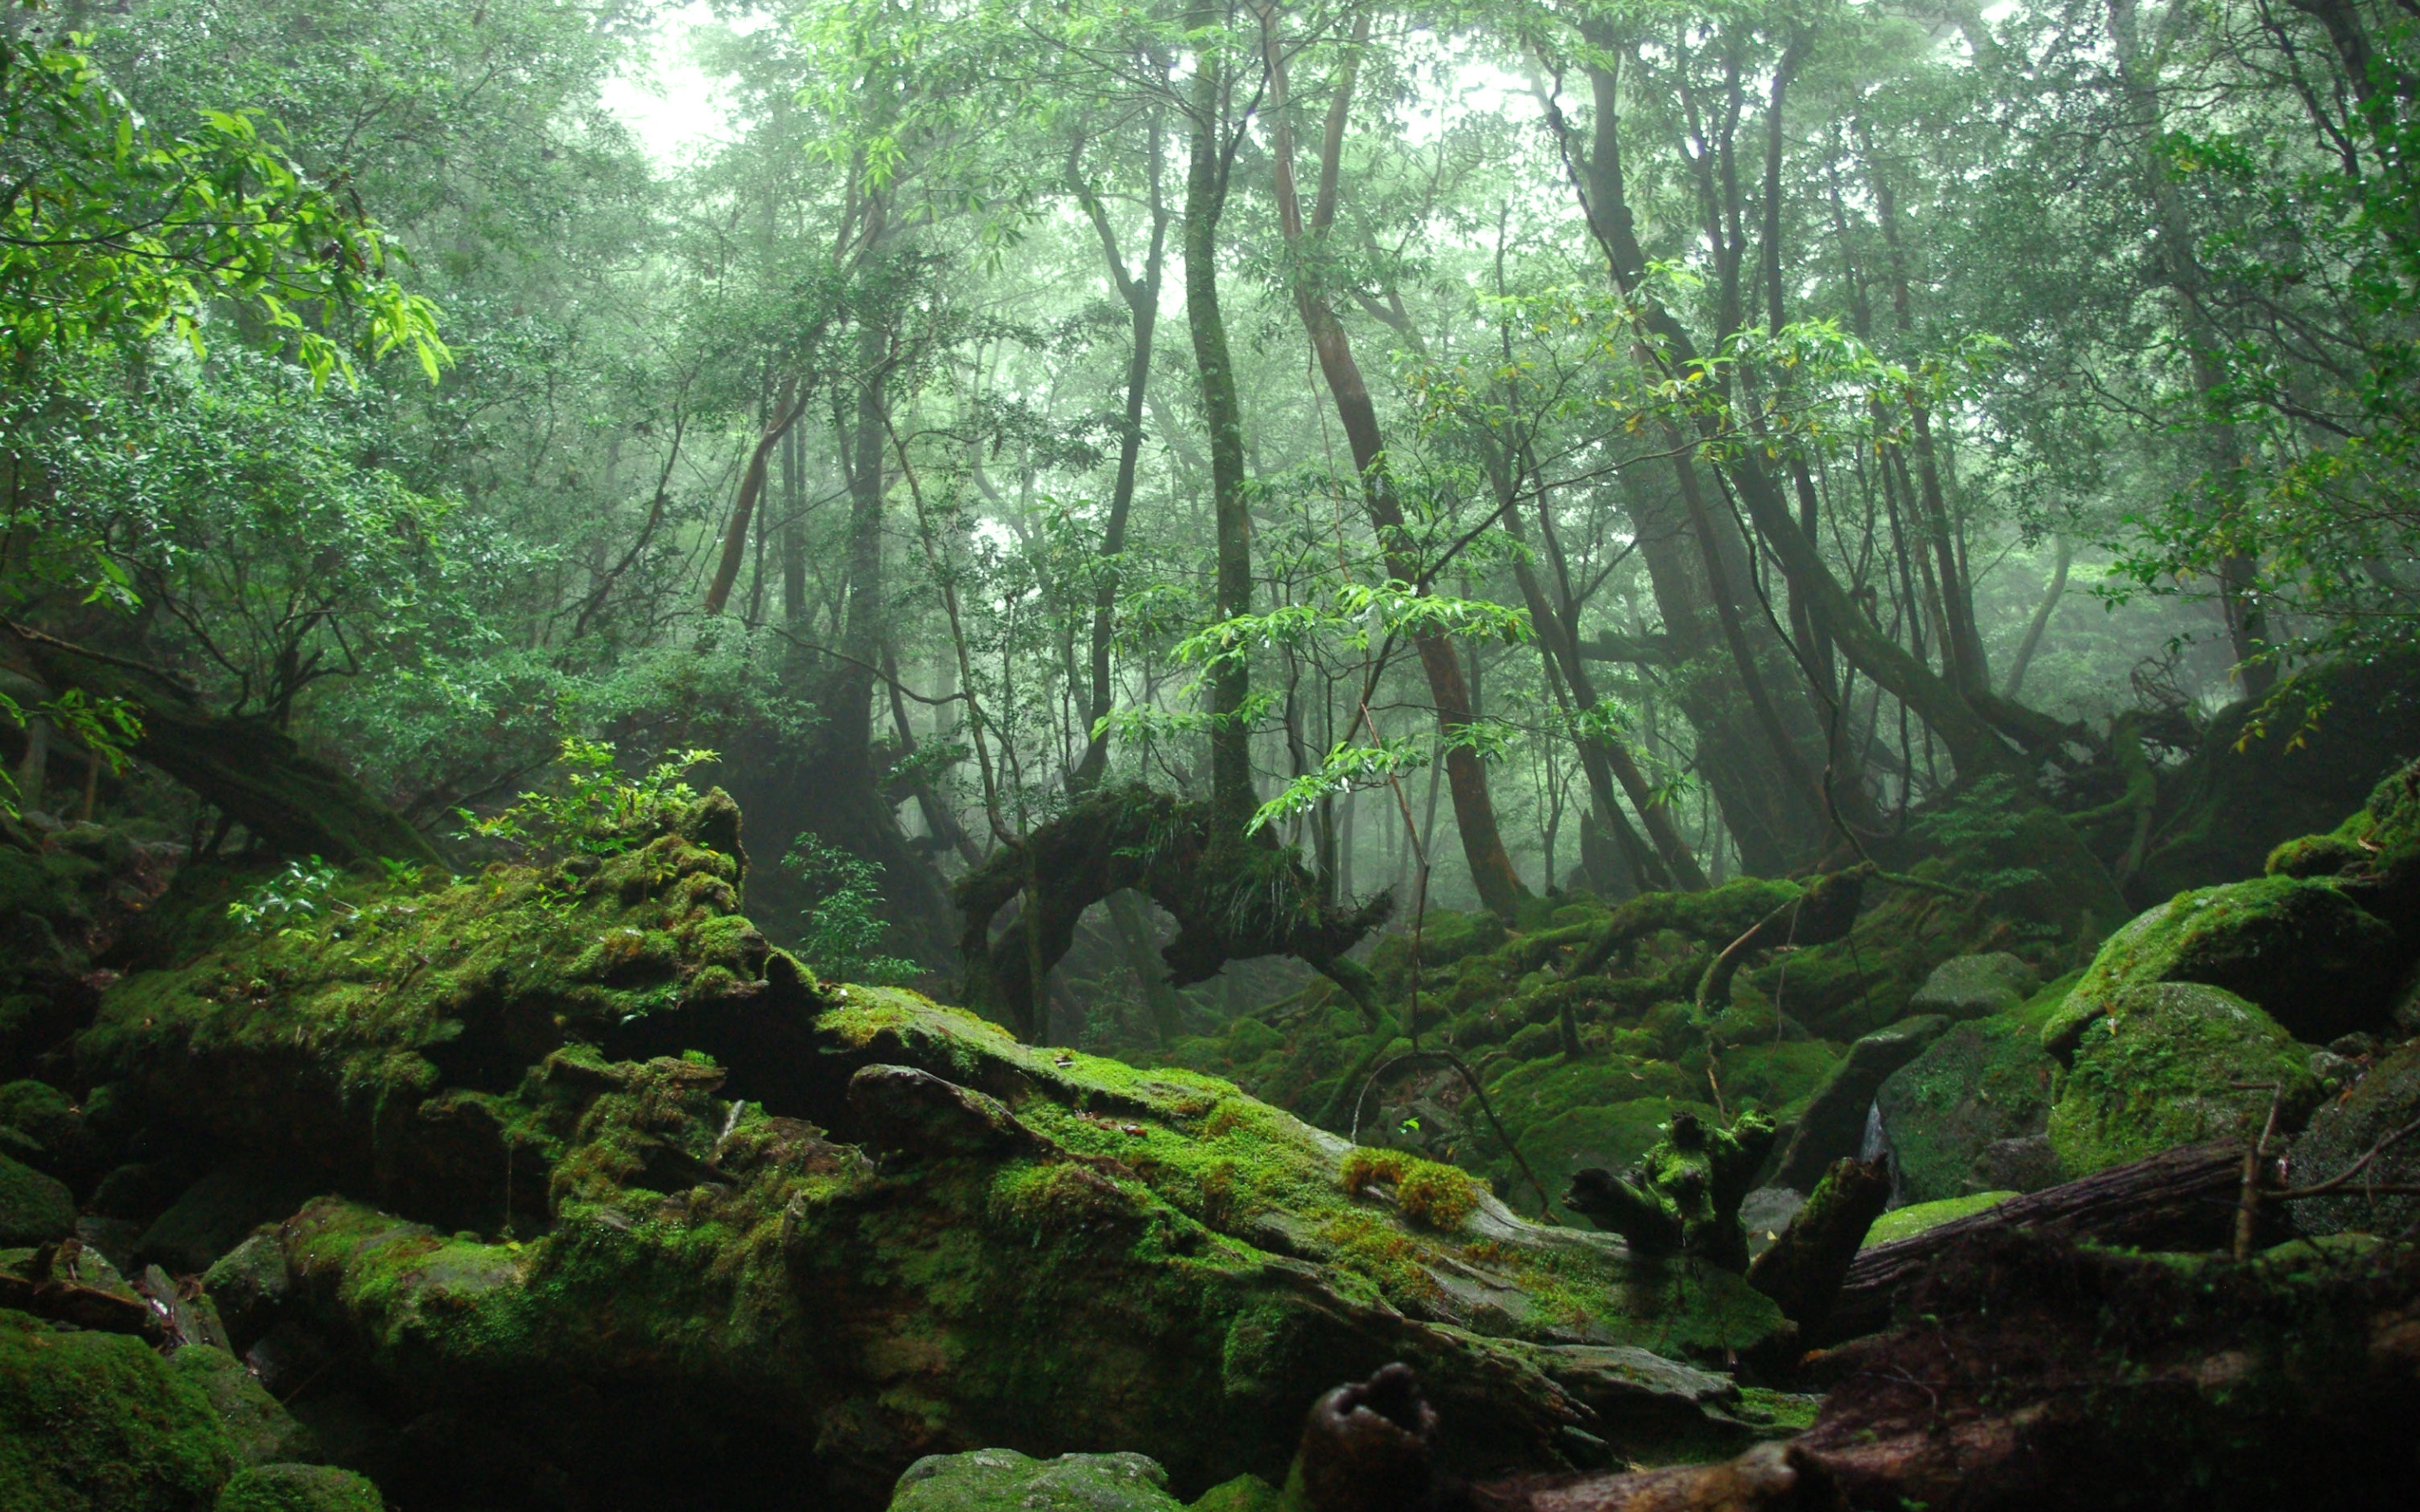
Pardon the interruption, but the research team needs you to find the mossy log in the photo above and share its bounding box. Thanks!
[954,784,1391,1041]
[3,625,443,869]
[1826,1139,2256,1340]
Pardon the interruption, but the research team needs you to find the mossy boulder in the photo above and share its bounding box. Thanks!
[1767,1017,1949,1194]
[2290,1037,2420,1239]
[889,1449,1183,1512]
[71,797,1782,1508]
[0,1149,76,1245]
[1907,953,2038,1021]
[0,1078,103,1184]
[214,1465,384,1512]
[1874,1019,2059,1204]
[2045,876,2404,1053]
[0,1308,239,1511]
[2047,984,2320,1179]
[169,1347,316,1467]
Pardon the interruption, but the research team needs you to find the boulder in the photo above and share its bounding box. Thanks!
[1766,1017,1949,1194]
[0,1306,239,1511]
[1874,1021,2059,1204]
[890,1450,1183,1512]
[0,1149,76,1245]
[2044,875,2404,1052]
[139,1164,320,1275]
[169,1347,316,1467]
[70,795,1779,1507]
[0,1078,103,1184]
[213,1465,384,1512]
[1906,953,2038,1021]
[2047,984,2319,1179]
[2290,1037,2420,1239]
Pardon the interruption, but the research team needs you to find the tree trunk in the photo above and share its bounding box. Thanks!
[1186,38,1255,835]
[1263,14,1525,918]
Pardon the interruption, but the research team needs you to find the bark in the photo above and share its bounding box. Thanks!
[3,624,445,869]
[1263,13,1525,918]
[1826,1139,2254,1340]
[703,375,809,617]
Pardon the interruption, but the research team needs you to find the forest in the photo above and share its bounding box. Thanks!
[2,0,2417,1508]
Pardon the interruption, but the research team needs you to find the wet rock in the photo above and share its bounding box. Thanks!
[139,1164,320,1275]
[213,1464,385,1512]
[1736,1187,1805,1258]
[0,1147,76,1244]
[1873,1020,2058,1204]
[889,1449,1184,1512]
[2290,1037,2420,1239]
[202,1234,294,1353]
[1965,1134,2060,1194]
[1907,953,2038,1021]
[2048,983,2319,1179]
[1766,1017,1949,1194]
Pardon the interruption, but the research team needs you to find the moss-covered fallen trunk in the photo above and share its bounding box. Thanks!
[53,790,1788,1509]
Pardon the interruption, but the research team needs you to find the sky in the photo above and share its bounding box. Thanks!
[597,2,727,166]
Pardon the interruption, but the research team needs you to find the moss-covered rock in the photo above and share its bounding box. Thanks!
[67,799,1782,1507]
[1874,1020,2059,1204]
[2045,876,2404,1053]
[2290,1037,2420,1238]
[1906,953,2038,1021]
[0,1149,76,1245]
[0,1078,103,1184]
[168,1347,315,1467]
[2047,984,2319,1179]
[888,1449,1183,1512]
[213,1464,384,1512]
[0,1307,239,1511]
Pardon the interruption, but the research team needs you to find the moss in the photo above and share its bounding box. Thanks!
[1874,1020,2058,1204]
[0,1308,239,1511]
[2047,983,2319,1178]
[2046,875,2402,1053]
[1186,1472,1286,1512]
[166,1347,313,1467]
[0,1150,76,1245]
[1860,1190,2013,1248]
[213,1465,385,1512]
[1338,1148,1484,1231]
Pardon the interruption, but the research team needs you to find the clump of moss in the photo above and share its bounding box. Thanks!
[2047,982,2319,1178]
[1338,1147,1485,1230]
[0,1307,239,1511]
[1860,1190,2013,1248]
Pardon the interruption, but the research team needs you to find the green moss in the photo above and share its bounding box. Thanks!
[1337,1148,1485,1230]
[1186,1473,1286,1512]
[1875,1019,2058,1203]
[213,1465,385,1512]
[2048,983,2319,1178]
[1860,1191,2013,1248]
[0,1308,239,1512]
[0,1150,76,1245]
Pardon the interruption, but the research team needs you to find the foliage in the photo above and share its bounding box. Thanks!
[782,832,921,984]
[458,738,718,858]
[224,855,343,933]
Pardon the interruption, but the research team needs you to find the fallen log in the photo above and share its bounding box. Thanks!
[1826,1139,2251,1340]
[2,624,444,869]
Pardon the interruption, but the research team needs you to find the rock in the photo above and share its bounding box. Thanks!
[1766,1016,1949,1194]
[1736,1187,1805,1257]
[169,1346,317,1466]
[847,1063,1051,1161]
[202,1235,293,1352]
[139,1164,319,1275]
[2291,1037,2420,1239]
[1873,1020,2059,1204]
[0,1305,240,1510]
[1907,953,2038,1021]
[2047,983,2320,1179]
[0,1148,76,1244]
[2044,875,2406,1052]
[213,1465,384,1512]
[888,1449,1183,1512]
[1965,1134,2060,1194]
[0,1078,103,1183]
